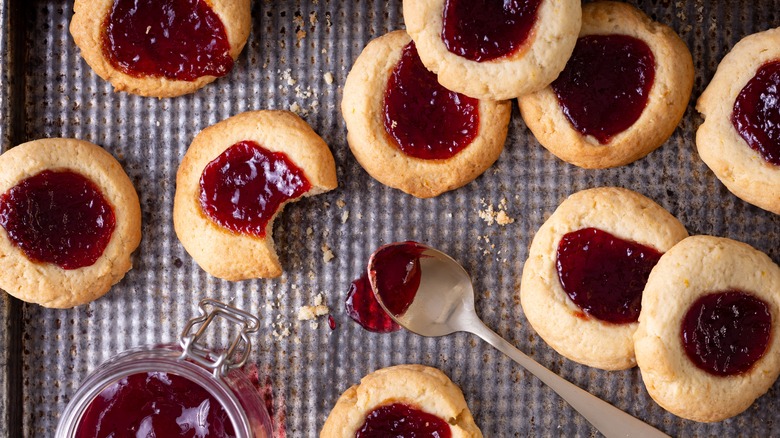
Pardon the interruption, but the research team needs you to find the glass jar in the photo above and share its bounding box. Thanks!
[56,299,273,438]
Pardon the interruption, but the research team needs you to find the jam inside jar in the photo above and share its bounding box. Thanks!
[57,300,273,438]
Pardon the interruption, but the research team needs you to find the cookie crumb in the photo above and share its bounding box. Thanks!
[341,211,349,224]
[478,198,515,226]
[298,294,330,321]
[336,199,346,208]
[306,227,313,236]
[322,244,335,262]
[324,72,334,84]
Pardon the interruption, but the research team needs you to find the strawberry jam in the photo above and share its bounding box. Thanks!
[345,274,401,333]
[383,42,479,160]
[75,372,236,437]
[103,0,234,81]
[199,141,311,238]
[681,291,772,376]
[441,0,542,62]
[551,35,656,144]
[732,60,780,166]
[0,170,115,270]
[357,403,452,438]
[556,228,662,324]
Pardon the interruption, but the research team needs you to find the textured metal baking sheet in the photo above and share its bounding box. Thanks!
[5,0,780,436]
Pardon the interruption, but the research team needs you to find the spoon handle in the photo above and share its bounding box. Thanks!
[468,321,668,438]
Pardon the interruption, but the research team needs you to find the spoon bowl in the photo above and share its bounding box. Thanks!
[368,241,668,438]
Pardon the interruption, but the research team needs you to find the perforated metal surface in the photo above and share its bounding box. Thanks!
[3,0,780,436]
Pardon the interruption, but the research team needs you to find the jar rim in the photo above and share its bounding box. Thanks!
[55,345,257,438]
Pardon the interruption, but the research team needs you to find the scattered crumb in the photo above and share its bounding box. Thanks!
[324,72,334,84]
[322,244,335,262]
[289,102,303,115]
[297,294,330,321]
[478,198,515,226]
[336,199,346,208]
[341,211,349,224]
[309,11,318,26]
[306,227,313,236]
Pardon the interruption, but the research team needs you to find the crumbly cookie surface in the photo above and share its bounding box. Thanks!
[0,138,141,308]
[173,110,337,281]
[70,0,251,97]
[518,1,693,169]
[341,30,511,198]
[634,236,780,422]
[520,187,688,370]
[696,27,780,214]
[404,0,581,100]
[320,364,482,438]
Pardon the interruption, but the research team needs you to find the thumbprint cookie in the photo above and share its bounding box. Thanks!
[520,187,688,370]
[404,0,581,100]
[70,0,251,97]
[518,1,694,169]
[174,110,337,281]
[0,138,141,308]
[697,27,780,214]
[342,30,511,198]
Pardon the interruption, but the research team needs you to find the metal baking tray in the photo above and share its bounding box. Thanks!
[2,0,780,436]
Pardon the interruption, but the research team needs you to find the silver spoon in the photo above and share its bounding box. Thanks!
[368,242,668,438]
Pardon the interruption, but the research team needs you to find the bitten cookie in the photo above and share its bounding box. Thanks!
[174,110,337,281]
[321,364,482,437]
[70,0,251,97]
[696,27,780,214]
[0,138,141,308]
[520,187,688,370]
[518,1,693,169]
[404,0,581,100]
[342,30,511,198]
[634,236,780,422]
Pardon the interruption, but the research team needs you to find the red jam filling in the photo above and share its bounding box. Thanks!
[383,42,480,160]
[551,35,656,144]
[0,170,115,270]
[441,0,542,62]
[556,228,662,324]
[732,60,780,166]
[199,141,311,238]
[345,274,401,333]
[103,0,234,81]
[345,242,427,333]
[356,403,452,438]
[681,290,772,376]
[76,372,235,438]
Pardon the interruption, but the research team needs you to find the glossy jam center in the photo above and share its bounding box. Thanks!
[356,403,452,438]
[76,372,235,438]
[732,60,780,166]
[383,42,480,160]
[0,170,115,270]
[556,228,663,324]
[681,290,772,376]
[345,274,400,333]
[199,141,311,238]
[441,0,542,62]
[551,35,656,144]
[103,0,233,81]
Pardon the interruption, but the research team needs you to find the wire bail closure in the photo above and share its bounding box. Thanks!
[179,299,261,378]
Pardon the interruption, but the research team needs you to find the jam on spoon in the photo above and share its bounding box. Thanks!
[732,60,780,166]
[103,0,234,81]
[556,228,663,324]
[383,42,480,160]
[199,140,311,238]
[551,35,656,144]
[0,170,116,270]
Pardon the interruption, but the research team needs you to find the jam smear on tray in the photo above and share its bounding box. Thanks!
[75,371,236,438]
[0,170,116,270]
[732,60,780,166]
[103,0,234,81]
[681,290,771,376]
[556,228,662,324]
[551,35,656,144]
[383,42,479,160]
[199,140,311,238]
[345,241,427,332]
[356,403,452,438]
[441,0,542,62]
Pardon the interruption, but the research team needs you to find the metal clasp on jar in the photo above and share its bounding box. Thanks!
[179,298,261,378]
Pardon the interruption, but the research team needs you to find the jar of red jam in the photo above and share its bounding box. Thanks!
[56,299,273,438]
